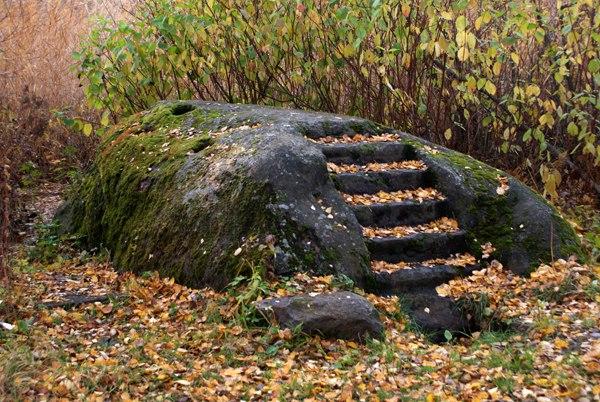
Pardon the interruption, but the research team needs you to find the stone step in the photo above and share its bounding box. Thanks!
[351,200,450,227]
[398,288,474,341]
[371,264,479,295]
[332,169,432,194]
[320,142,414,165]
[366,231,468,263]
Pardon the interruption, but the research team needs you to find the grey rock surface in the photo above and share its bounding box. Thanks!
[402,290,473,342]
[256,291,384,342]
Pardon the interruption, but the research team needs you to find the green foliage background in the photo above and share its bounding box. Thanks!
[74,0,600,197]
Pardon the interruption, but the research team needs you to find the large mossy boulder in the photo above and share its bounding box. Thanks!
[57,101,582,289]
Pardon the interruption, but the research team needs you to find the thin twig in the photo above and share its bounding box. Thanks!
[0,162,11,284]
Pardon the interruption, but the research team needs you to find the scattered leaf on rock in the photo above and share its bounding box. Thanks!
[481,242,496,259]
[496,175,510,195]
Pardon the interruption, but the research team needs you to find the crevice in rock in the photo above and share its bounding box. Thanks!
[171,103,196,116]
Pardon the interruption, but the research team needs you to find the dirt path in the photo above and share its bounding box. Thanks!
[1,181,65,275]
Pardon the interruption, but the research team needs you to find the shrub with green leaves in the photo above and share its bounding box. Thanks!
[75,0,600,197]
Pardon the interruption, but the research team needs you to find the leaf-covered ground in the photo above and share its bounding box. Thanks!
[1,250,598,400]
[1,186,599,400]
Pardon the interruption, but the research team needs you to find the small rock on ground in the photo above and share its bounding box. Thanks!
[256,291,384,342]
[404,290,473,341]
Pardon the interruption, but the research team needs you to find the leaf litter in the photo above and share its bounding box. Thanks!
[363,217,460,238]
[371,253,477,272]
[1,255,598,400]
[310,133,403,144]
[343,188,445,205]
[327,161,426,173]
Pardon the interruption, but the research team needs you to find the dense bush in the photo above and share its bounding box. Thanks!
[76,0,599,198]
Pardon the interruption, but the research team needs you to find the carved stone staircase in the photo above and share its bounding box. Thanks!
[315,135,480,337]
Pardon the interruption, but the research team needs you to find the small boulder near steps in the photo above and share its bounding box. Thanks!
[256,291,384,342]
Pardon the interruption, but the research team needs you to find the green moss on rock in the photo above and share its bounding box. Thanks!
[398,134,583,273]
[59,104,281,288]
[58,101,375,288]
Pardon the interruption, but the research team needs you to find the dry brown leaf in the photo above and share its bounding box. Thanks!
[100,304,113,314]
[496,175,510,195]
